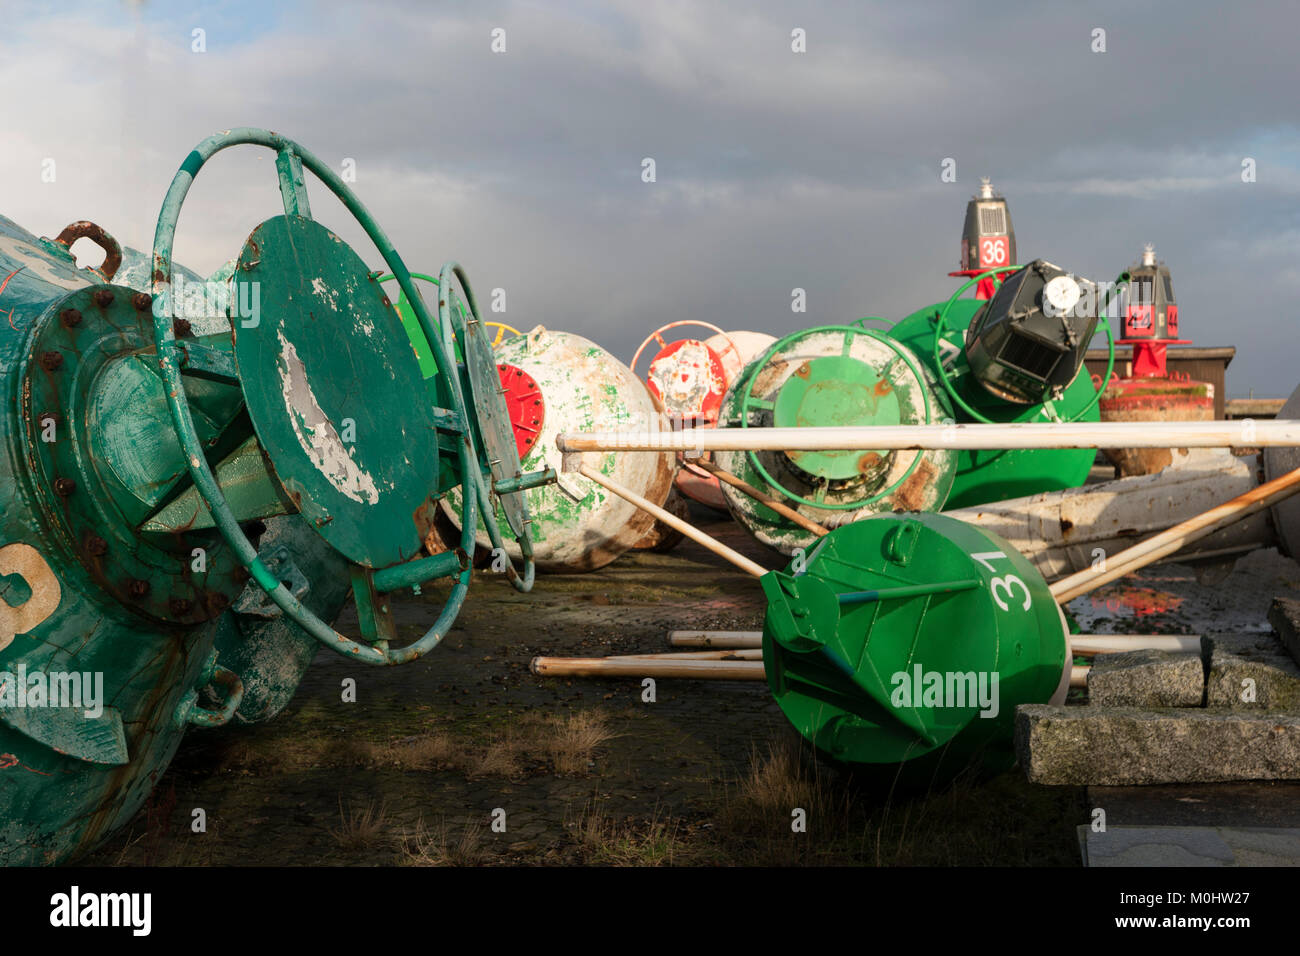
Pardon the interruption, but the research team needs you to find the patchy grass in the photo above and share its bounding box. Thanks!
[573,801,680,866]
[329,797,389,851]
[468,728,525,778]
[378,733,459,771]
[400,817,486,866]
[546,711,617,774]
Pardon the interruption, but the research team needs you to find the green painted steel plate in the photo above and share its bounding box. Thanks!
[447,286,530,540]
[231,216,442,568]
[773,355,899,480]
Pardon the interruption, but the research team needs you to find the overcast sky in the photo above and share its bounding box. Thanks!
[3,0,1296,396]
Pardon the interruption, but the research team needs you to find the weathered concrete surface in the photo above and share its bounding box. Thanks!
[1203,632,1300,710]
[1017,705,1300,785]
[1079,825,1300,866]
[1079,782,1300,865]
[1089,781,1300,826]
[1269,597,1300,667]
[1086,649,1203,707]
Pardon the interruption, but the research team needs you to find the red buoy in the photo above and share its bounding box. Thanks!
[1100,245,1213,476]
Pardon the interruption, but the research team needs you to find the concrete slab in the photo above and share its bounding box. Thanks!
[1086,648,1203,707]
[1079,825,1300,866]
[1268,597,1300,667]
[1016,705,1300,785]
[1203,631,1300,709]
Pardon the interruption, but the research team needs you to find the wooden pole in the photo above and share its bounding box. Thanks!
[1051,465,1300,604]
[575,462,768,577]
[530,656,766,680]
[611,649,764,661]
[557,419,1300,453]
[1070,635,1201,656]
[1070,665,1089,689]
[692,460,831,537]
[668,629,763,648]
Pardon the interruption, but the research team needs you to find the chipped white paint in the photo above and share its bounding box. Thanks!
[0,235,87,292]
[442,326,676,571]
[310,277,340,312]
[276,330,381,504]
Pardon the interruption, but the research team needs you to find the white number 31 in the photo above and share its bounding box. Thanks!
[971,551,1032,612]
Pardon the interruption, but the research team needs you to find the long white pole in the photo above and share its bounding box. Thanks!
[558,419,1300,453]
[575,463,769,578]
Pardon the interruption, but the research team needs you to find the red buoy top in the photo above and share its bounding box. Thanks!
[1117,244,1188,377]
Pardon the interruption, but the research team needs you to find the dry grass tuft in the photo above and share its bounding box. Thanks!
[400,816,485,866]
[329,796,389,850]
[546,711,617,774]
[468,728,524,778]
[575,801,679,866]
[378,733,459,771]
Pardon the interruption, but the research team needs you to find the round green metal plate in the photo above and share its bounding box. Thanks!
[773,355,899,480]
[230,215,442,568]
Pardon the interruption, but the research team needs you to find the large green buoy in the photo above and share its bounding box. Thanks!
[760,511,1070,775]
[887,261,1117,508]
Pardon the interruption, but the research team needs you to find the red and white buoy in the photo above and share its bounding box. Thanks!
[630,321,774,511]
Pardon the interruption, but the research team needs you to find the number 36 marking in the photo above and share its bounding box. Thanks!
[971,551,1032,612]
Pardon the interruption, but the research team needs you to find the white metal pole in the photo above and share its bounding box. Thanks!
[557,419,1300,453]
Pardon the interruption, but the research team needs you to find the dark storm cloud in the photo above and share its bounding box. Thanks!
[3,0,1296,393]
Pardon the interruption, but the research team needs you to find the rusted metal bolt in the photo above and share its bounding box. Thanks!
[128,579,151,599]
[86,535,108,557]
[209,592,230,610]
[40,351,63,372]
[53,477,76,497]
[172,317,193,339]
[59,308,82,328]
[93,289,115,309]
[168,597,193,617]
[132,292,152,313]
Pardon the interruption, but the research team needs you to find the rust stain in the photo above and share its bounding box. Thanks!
[1,265,26,329]
[793,361,811,379]
[857,451,882,473]
[53,221,122,280]
[873,379,893,396]
[892,458,937,512]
